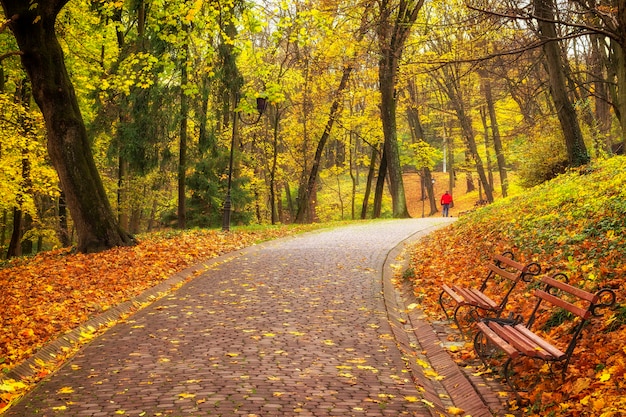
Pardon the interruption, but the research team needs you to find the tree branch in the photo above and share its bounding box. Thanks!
[465,2,621,43]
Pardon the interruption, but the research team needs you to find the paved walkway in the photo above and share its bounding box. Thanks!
[5,219,508,417]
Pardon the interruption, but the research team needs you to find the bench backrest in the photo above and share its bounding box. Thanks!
[527,274,616,358]
[479,252,542,310]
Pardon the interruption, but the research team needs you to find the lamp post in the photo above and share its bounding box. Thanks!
[222,95,267,232]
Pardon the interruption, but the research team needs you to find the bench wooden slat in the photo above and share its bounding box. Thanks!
[476,321,519,358]
[487,321,552,360]
[513,324,566,360]
[541,276,600,303]
[535,289,593,320]
[487,263,519,282]
[462,288,498,309]
[492,254,526,272]
[438,251,542,333]
[443,285,499,310]
[441,284,465,304]
[474,272,616,387]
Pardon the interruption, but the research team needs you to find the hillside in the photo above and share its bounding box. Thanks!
[405,156,626,416]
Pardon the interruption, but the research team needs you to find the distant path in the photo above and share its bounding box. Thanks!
[5,218,507,417]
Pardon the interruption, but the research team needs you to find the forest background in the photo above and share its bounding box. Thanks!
[0,0,625,414]
[1,0,625,257]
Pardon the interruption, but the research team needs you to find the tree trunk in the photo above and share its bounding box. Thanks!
[1,210,7,254]
[361,145,378,219]
[611,40,626,143]
[376,0,423,218]
[177,43,189,229]
[379,60,409,217]
[2,0,134,253]
[7,208,22,258]
[406,79,425,141]
[285,182,295,221]
[57,191,71,247]
[481,75,508,197]
[440,65,493,203]
[424,167,437,216]
[590,35,612,151]
[295,65,353,223]
[373,147,387,218]
[534,0,590,166]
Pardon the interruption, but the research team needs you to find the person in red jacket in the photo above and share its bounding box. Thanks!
[440,191,453,217]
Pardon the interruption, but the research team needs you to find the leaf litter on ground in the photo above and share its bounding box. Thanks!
[0,225,322,413]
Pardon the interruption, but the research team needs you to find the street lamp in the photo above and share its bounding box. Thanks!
[222,95,267,232]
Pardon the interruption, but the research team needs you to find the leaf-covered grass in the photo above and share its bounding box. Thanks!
[406,156,626,416]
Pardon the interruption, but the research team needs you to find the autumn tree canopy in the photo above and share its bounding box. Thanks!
[0,0,625,255]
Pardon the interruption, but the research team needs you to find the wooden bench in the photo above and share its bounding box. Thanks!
[438,251,541,332]
[473,273,617,391]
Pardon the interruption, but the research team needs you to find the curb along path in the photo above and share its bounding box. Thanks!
[5,219,506,417]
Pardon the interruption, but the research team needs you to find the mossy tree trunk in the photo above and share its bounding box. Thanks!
[1,0,135,253]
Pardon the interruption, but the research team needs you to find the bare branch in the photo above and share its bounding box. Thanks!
[0,18,12,32]
[466,2,621,43]
[0,51,23,61]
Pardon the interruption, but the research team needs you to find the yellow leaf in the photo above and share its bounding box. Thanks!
[57,386,74,394]
[421,399,435,408]
[357,365,378,373]
[178,393,196,399]
[447,406,465,415]
[0,379,27,392]
[598,371,611,382]
[404,396,419,402]
[424,369,445,380]
[416,358,430,369]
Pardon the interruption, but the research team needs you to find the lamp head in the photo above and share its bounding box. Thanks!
[256,97,268,115]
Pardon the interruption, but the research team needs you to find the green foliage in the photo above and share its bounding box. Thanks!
[185,150,254,228]
[541,308,574,332]
[512,123,569,188]
[456,156,626,283]
[399,138,442,171]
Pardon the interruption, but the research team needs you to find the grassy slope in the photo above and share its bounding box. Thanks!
[406,156,626,416]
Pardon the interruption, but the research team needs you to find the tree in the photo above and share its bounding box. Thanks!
[295,65,353,223]
[424,2,494,203]
[1,0,135,253]
[375,0,424,218]
[533,0,590,167]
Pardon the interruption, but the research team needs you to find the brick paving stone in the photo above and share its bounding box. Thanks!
[4,219,510,417]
